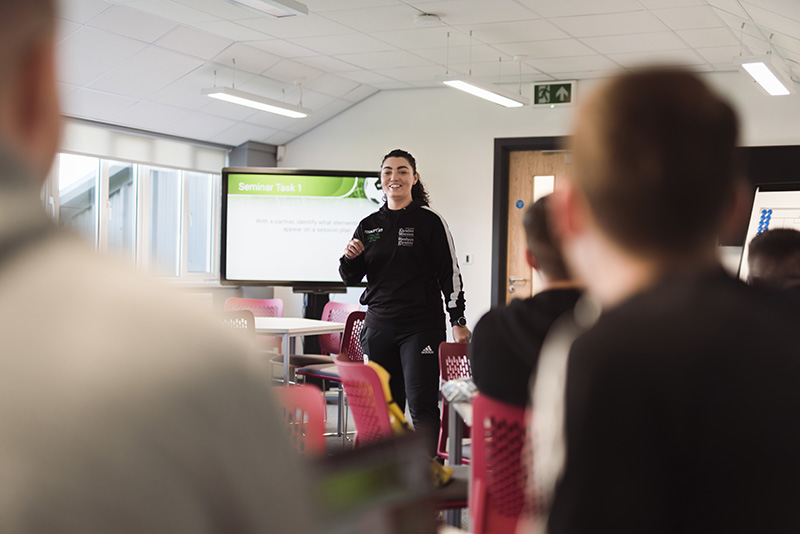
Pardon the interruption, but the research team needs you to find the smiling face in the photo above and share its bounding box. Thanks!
[381,156,418,210]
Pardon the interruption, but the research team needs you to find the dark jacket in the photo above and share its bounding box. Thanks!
[339,199,466,332]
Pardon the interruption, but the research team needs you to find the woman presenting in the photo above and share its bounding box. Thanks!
[339,149,470,455]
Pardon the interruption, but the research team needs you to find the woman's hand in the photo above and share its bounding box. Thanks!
[452,325,472,343]
[344,238,365,259]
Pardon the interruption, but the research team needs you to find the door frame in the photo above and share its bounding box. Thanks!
[491,136,567,308]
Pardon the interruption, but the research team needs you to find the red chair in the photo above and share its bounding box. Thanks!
[470,393,533,534]
[274,384,326,456]
[271,301,360,372]
[438,341,472,462]
[334,356,394,448]
[224,297,283,353]
[296,311,366,438]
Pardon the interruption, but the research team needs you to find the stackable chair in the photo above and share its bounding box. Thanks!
[223,297,283,353]
[219,309,256,337]
[438,341,472,463]
[470,393,534,534]
[297,311,366,439]
[274,384,326,456]
[270,301,360,376]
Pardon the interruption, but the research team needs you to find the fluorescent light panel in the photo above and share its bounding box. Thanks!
[735,55,793,96]
[202,87,310,119]
[227,0,308,17]
[440,75,529,108]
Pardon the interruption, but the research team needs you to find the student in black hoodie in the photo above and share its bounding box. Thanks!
[469,195,581,407]
[339,149,470,455]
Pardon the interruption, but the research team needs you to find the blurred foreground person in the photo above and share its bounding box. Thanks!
[532,68,800,534]
[0,2,316,532]
[747,227,800,291]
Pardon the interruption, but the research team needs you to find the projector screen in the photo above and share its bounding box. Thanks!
[738,183,800,282]
[220,167,382,289]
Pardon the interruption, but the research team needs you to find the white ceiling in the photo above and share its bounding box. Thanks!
[56,0,800,148]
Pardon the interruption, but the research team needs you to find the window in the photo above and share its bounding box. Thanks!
[51,153,220,281]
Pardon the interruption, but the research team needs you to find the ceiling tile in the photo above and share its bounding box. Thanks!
[494,39,597,59]
[290,33,396,55]
[517,0,643,18]
[57,27,148,86]
[293,89,337,109]
[640,0,708,6]
[88,5,176,42]
[373,27,468,51]
[580,32,688,54]
[129,0,217,24]
[155,26,233,60]
[321,4,422,32]
[62,88,138,121]
[212,43,282,75]
[373,64,444,83]
[464,20,569,44]
[264,131,298,146]
[262,59,325,84]
[653,6,725,30]
[608,48,708,68]
[551,11,667,38]
[237,13,354,39]
[211,122,279,146]
[295,55,363,73]
[412,44,517,65]
[163,113,239,140]
[302,0,399,11]
[740,2,800,39]
[241,111,297,131]
[743,0,800,22]
[529,55,621,74]
[112,101,189,130]
[340,84,379,102]
[336,69,397,84]
[57,0,112,24]
[304,74,362,97]
[58,82,80,100]
[189,20,273,42]
[415,0,538,25]
[696,45,746,65]
[149,66,245,110]
[677,27,740,48]
[200,99,260,122]
[333,50,432,70]
[89,48,204,99]
[368,80,413,90]
[170,0,262,20]
[56,19,83,43]
[707,0,750,18]
[249,39,319,58]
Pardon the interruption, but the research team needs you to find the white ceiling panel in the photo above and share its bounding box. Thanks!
[373,65,445,83]
[340,84,379,102]
[88,5,176,42]
[417,0,537,25]
[321,4,422,33]
[200,99,260,122]
[742,2,800,39]
[189,20,273,42]
[696,45,747,65]
[295,55,363,73]
[494,39,597,59]
[112,101,189,130]
[518,0,643,18]
[57,27,148,86]
[212,43,281,75]
[305,74,362,98]
[249,39,319,59]
[170,0,263,20]
[653,6,725,30]
[89,48,204,99]
[149,66,243,110]
[211,122,279,146]
[336,70,398,84]
[62,88,138,121]
[163,112,239,140]
[581,32,688,55]
[290,33,397,55]
[707,0,750,18]
[529,55,622,74]
[129,0,217,24]
[608,49,708,68]
[412,44,518,66]
[262,59,325,84]
[551,12,667,38]
[375,27,469,51]
[238,13,353,39]
[56,19,83,42]
[640,0,708,6]
[303,0,399,11]
[155,26,233,60]
[57,0,112,24]
[743,0,800,22]
[465,20,569,44]
[678,27,740,48]
[332,50,432,71]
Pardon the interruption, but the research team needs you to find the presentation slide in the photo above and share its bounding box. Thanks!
[225,172,380,284]
[738,186,800,281]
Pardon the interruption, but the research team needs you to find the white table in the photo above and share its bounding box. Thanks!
[254,317,346,384]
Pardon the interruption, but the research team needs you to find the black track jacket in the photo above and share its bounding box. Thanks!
[339,200,466,332]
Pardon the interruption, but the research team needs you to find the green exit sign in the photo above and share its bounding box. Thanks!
[533,81,575,105]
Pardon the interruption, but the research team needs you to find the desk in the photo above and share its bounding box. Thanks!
[254,317,346,384]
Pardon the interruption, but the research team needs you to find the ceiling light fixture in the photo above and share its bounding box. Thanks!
[735,54,794,96]
[227,0,308,18]
[202,87,311,118]
[439,75,529,107]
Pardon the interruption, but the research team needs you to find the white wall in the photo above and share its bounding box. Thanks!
[280,71,800,326]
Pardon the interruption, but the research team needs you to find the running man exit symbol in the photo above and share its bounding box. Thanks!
[533,81,574,105]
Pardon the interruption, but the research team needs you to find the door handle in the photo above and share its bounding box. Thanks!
[509,276,528,284]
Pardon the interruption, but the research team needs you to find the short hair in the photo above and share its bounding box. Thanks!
[569,68,739,254]
[747,228,800,289]
[0,1,56,91]
[523,195,570,281]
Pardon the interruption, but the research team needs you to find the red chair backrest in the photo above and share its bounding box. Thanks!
[318,302,360,355]
[470,394,533,534]
[340,311,366,362]
[335,356,394,447]
[274,384,326,456]
[439,341,471,381]
[224,297,283,317]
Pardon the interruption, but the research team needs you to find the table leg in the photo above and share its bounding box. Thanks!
[282,333,290,384]
[445,401,463,528]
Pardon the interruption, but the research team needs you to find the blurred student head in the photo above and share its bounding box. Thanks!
[747,228,800,290]
[523,195,572,284]
[552,68,740,304]
[0,0,61,180]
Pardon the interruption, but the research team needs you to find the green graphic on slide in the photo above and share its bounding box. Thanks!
[229,174,372,198]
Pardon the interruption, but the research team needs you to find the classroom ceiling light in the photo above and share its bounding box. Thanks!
[734,54,794,96]
[439,75,529,108]
[227,0,308,18]
[202,87,311,118]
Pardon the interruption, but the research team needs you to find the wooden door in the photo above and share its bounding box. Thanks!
[505,150,571,304]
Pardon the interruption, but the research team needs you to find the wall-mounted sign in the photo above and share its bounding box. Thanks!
[533,81,575,106]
